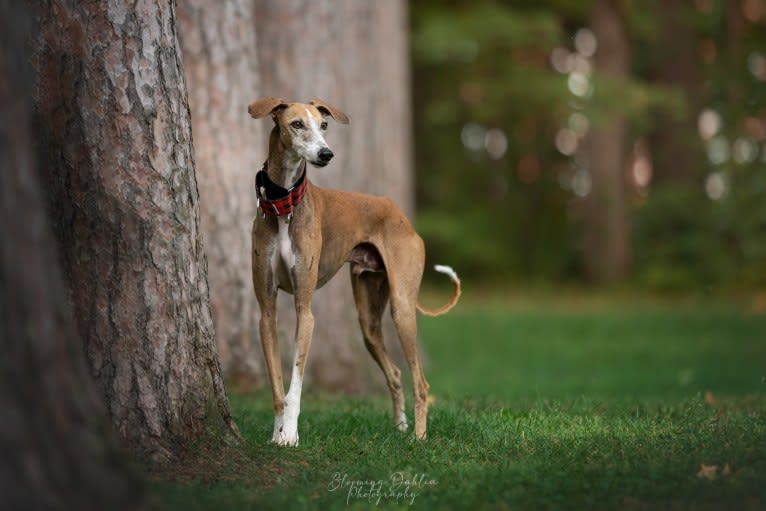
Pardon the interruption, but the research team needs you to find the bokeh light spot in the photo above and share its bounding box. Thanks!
[732,137,757,164]
[697,109,721,140]
[484,128,508,159]
[706,135,729,165]
[633,157,652,188]
[743,0,765,22]
[574,28,597,58]
[550,47,571,74]
[572,168,591,198]
[555,128,578,156]
[461,123,486,152]
[568,112,590,138]
[567,72,590,97]
[748,52,766,81]
[705,172,728,201]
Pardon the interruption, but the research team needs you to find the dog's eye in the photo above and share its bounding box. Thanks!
[320,121,328,130]
[290,120,304,130]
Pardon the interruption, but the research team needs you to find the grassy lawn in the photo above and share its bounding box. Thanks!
[153,295,766,510]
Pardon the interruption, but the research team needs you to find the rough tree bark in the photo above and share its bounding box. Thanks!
[254,0,413,392]
[177,0,263,389]
[30,0,238,458]
[0,3,141,508]
[584,0,631,283]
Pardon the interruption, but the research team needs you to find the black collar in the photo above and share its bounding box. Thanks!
[255,160,306,200]
[254,160,309,220]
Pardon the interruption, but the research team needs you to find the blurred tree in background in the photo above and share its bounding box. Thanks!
[412,0,766,291]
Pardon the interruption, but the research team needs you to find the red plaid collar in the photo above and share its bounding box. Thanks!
[255,161,308,220]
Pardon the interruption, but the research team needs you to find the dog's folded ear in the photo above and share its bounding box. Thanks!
[310,99,350,124]
[248,97,288,119]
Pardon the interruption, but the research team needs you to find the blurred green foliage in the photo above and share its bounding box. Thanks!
[412,0,766,290]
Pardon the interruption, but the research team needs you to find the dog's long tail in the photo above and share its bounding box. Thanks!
[416,265,462,317]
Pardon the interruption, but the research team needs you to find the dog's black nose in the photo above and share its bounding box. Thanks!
[318,147,334,163]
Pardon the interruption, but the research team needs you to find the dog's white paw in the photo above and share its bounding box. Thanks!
[273,430,299,447]
[396,412,409,432]
[271,414,300,446]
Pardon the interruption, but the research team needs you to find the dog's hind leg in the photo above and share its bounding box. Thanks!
[390,295,429,440]
[351,269,407,432]
[386,238,430,440]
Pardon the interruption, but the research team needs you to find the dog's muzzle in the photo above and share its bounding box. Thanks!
[315,147,334,166]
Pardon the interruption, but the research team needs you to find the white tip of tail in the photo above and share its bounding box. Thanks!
[434,264,459,283]
[417,264,462,316]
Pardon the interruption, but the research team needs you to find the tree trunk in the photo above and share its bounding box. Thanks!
[177,0,263,389]
[584,0,631,283]
[649,0,705,185]
[253,0,413,392]
[30,0,238,458]
[0,3,141,508]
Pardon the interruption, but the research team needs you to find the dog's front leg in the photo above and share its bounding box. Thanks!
[252,224,288,444]
[280,289,314,447]
[256,293,289,444]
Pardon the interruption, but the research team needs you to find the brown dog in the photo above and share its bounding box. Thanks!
[248,97,460,446]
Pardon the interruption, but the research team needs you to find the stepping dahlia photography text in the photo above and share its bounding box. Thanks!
[327,471,438,506]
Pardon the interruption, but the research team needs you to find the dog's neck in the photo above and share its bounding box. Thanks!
[266,126,305,188]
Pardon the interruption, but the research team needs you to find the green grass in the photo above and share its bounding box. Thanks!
[153,296,766,510]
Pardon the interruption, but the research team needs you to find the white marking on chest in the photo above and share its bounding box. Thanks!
[271,222,296,279]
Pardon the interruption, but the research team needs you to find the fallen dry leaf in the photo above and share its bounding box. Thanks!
[697,464,718,480]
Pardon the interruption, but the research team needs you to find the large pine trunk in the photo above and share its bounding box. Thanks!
[0,4,140,508]
[30,0,237,458]
[253,0,413,392]
[584,0,631,283]
[177,0,264,389]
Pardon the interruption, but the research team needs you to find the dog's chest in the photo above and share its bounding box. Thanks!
[270,222,296,287]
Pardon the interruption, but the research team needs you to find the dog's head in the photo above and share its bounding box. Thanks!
[248,97,349,167]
